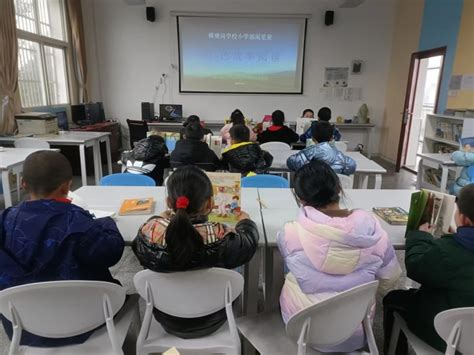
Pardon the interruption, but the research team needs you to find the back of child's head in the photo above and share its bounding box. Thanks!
[165,166,213,269]
[184,122,204,141]
[183,115,201,127]
[133,135,168,161]
[230,124,250,143]
[318,107,332,121]
[230,109,245,125]
[272,110,285,126]
[23,151,72,197]
[302,108,314,117]
[294,159,342,209]
[311,121,334,143]
[457,184,474,223]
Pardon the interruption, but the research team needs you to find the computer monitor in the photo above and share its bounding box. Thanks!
[159,104,183,121]
[56,111,69,130]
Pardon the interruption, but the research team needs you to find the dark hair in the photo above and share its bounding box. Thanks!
[318,107,332,121]
[302,109,314,116]
[184,122,204,140]
[311,121,334,143]
[23,151,73,196]
[165,166,213,269]
[230,109,245,125]
[183,115,200,127]
[457,184,474,222]
[272,110,285,126]
[294,160,342,209]
[230,124,250,143]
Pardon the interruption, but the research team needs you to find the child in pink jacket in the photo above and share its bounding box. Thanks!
[278,160,401,352]
[220,109,256,144]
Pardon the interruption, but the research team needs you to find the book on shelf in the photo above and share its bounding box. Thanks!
[372,207,408,225]
[435,120,463,142]
[406,189,456,238]
[119,197,154,215]
[433,142,457,154]
[206,172,241,223]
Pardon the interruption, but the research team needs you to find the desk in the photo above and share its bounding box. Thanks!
[257,188,298,209]
[270,150,386,189]
[0,131,112,186]
[416,153,459,193]
[0,148,57,207]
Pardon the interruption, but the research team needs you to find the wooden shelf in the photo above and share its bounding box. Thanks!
[424,135,459,146]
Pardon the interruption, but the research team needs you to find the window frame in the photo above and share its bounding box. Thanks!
[16,0,71,108]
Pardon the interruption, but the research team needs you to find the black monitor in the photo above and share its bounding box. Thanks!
[56,111,69,130]
[159,104,183,121]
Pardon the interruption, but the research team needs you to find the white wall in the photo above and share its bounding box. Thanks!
[82,0,396,154]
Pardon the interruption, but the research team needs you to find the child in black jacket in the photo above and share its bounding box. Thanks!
[257,110,299,145]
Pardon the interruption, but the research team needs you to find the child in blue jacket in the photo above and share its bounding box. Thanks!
[299,107,342,142]
[0,151,124,347]
[450,142,474,196]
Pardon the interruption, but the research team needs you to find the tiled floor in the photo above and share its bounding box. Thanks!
[0,159,418,354]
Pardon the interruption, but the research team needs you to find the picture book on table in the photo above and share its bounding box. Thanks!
[149,130,180,152]
[119,197,154,216]
[406,189,456,238]
[206,172,241,223]
[372,207,409,225]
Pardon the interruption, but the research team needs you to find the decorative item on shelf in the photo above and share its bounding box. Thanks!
[336,116,344,123]
[344,119,352,123]
[357,103,369,123]
[356,144,364,153]
[353,116,359,123]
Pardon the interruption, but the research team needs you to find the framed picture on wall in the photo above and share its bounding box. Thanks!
[351,60,363,75]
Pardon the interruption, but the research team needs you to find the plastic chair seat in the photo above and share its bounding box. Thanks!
[99,173,156,186]
[15,294,139,355]
[237,310,320,355]
[241,174,289,188]
[142,317,236,354]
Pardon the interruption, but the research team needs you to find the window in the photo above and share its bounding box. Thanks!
[15,0,69,108]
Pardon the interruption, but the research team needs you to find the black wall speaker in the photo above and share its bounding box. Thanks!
[141,102,155,122]
[146,7,156,22]
[325,11,334,26]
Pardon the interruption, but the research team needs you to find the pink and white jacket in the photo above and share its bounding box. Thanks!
[278,206,401,352]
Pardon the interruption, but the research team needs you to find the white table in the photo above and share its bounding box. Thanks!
[0,148,57,207]
[257,188,299,209]
[416,152,459,193]
[270,150,387,189]
[0,131,112,186]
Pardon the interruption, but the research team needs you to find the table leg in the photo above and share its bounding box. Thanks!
[416,159,423,190]
[79,144,88,186]
[2,171,12,208]
[264,246,284,311]
[374,174,382,189]
[358,174,369,189]
[243,246,262,316]
[367,127,373,158]
[104,136,113,175]
[92,141,102,185]
[440,166,449,193]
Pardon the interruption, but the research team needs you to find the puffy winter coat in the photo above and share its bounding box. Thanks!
[221,142,273,176]
[450,150,474,195]
[170,139,220,171]
[278,206,401,352]
[300,121,342,142]
[286,141,356,174]
[257,125,299,145]
[220,123,257,144]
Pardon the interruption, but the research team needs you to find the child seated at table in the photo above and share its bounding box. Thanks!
[300,107,342,142]
[278,160,401,353]
[0,150,124,347]
[383,184,474,354]
[287,121,356,174]
[221,124,273,176]
[121,135,170,185]
[220,109,257,144]
[257,110,299,145]
[179,115,212,139]
[450,141,474,196]
[132,165,259,339]
[171,122,220,171]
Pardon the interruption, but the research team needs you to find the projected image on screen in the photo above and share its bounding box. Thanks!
[177,16,307,94]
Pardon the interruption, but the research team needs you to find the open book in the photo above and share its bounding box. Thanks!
[206,172,241,223]
[119,198,154,216]
[406,189,456,237]
[372,207,408,225]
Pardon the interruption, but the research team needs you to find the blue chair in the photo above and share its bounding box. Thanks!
[241,174,289,188]
[99,173,156,186]
[468,165,474,183]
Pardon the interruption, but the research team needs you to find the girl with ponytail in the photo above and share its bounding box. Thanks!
[133,165,259,338]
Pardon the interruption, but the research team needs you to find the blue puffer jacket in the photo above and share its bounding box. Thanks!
[299,122,342,142]
[286,142,357,174]
[450,150,474,195]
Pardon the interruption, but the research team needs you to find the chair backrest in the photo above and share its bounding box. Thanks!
[467,165,474,183]
[260,142,291,152]
[286,281,379,348]
[14,137,50,149]
[337,174,353,189]
[241,174,289,188]
[134,268,244,318]
[126,119,148,149]
[100,172,156,186]
[434,307,474,354]
[0,281,126,338]
[334,141,348,152]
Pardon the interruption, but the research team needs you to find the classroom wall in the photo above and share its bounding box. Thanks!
[446,0,474,109]
[82,0,397,154]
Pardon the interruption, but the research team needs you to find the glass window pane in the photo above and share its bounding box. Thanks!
[14,0,38,34]
[37,0,65,41]
[44,46,69,105]
[428,55,443,69]
[17,39,47,108]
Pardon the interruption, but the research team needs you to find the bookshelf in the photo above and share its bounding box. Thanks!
[417,113,473,192]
